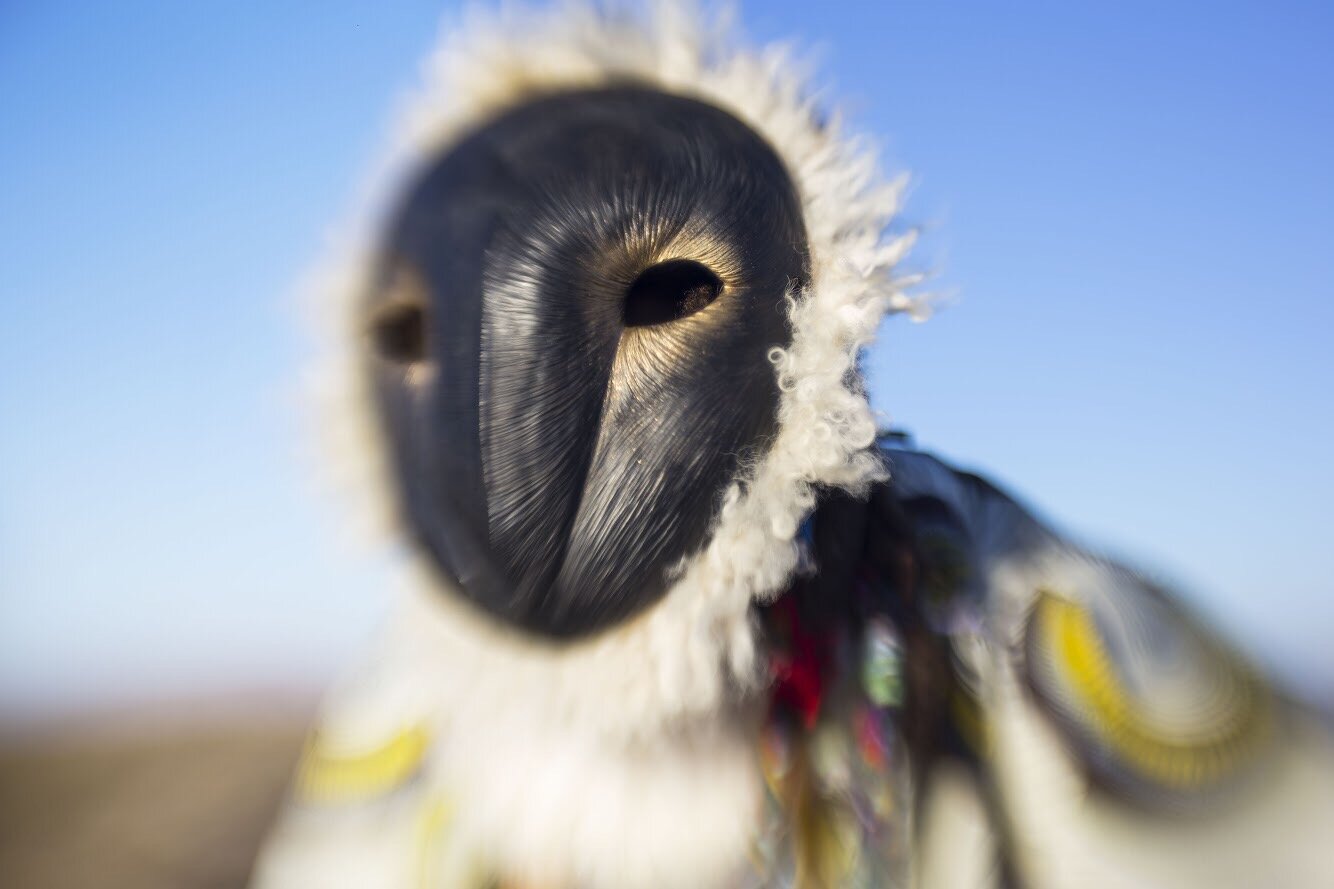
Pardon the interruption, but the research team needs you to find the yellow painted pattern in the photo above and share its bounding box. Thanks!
[1037,594,1268,789]
[416,795,452,889]
[295,723,432,804]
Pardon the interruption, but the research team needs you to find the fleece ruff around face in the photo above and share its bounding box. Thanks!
[312,0,919,742]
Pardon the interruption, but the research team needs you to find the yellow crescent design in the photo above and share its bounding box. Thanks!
[295,723,432,804]
[1035,593,1269,790]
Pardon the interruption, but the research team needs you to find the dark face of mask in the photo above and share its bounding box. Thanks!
[364,86,809,638]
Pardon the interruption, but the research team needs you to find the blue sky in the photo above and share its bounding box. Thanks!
[2,1,1331,716]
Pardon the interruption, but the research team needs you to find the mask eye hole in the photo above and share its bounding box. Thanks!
[369,301,427,364]
[624,259,723,327]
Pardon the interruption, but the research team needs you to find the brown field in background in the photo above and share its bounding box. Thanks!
[0,706,309,889]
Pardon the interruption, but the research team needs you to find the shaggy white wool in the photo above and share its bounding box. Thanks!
[299,5,919,883]
[314,0,920,741]
[393,578,765,889]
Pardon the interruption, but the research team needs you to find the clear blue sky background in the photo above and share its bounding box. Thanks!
[2,1,1331,717]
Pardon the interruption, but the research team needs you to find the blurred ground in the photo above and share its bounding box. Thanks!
[0,707,308,889]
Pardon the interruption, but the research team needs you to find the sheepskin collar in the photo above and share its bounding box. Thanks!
[315,0,919,742]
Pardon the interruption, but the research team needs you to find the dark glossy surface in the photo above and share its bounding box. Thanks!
[365,87,809,637]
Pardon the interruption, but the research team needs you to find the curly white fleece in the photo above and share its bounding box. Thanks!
[288,4,924,886]
[313,0,919,741]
